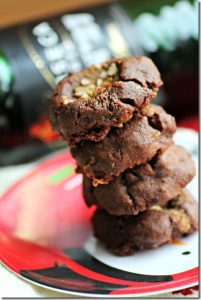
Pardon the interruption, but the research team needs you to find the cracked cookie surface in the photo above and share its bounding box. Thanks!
[92,190,198,255]
[83,144,195,215]
[50,56,162,143]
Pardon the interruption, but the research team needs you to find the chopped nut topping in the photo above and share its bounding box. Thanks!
[94,63,101,69]
[73,62,119,99]
[96,78,103,86]
[61,95,74,104]
[150,205,163,211]
[100,71,108,79]
[74,86,85,95]
[86,84,96,96]
[73,83,96,99]
[74,86,89,99]
[88,84,96,90]
[107,63,118,76]
[81,78,91,86]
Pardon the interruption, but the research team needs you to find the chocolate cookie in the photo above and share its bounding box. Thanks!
[83,144,195,215]
[50,56,162,143]
[71,104,176,185]
[92,190,198,255]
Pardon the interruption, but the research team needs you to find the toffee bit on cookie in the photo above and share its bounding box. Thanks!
[169,209,191,233]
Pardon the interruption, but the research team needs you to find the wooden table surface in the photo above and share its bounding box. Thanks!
[0,0,113,28]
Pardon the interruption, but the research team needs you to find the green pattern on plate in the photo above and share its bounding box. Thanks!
[48,165,74,184]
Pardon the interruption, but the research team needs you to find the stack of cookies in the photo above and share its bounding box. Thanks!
[50,56,197,255]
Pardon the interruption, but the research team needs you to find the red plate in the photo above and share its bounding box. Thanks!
[0,143,198,297]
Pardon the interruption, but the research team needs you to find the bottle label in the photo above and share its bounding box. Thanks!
[0,2,137,127]
[18,3,135,89]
